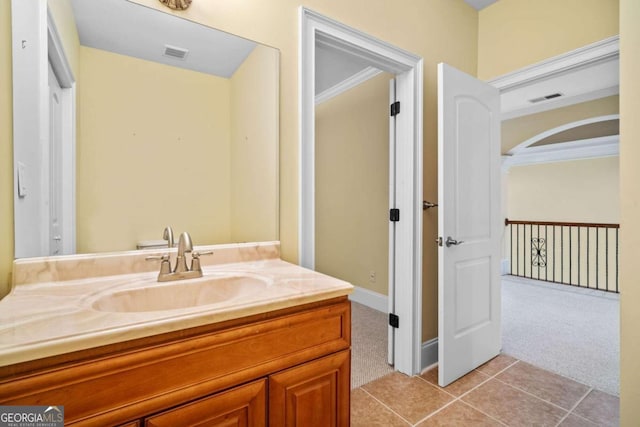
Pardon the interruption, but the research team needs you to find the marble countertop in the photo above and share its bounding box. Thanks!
[0,242,353,367]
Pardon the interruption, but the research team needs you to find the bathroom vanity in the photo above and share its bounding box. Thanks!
[0,242,352,426]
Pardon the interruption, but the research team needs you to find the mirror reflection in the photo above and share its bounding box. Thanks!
[14,0,279,258]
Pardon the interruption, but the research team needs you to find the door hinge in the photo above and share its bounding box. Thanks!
[390,101,400,117]
[389,313,399,328]
[390,208,400,222]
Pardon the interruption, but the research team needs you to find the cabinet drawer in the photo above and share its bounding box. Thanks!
[145,379,266,427]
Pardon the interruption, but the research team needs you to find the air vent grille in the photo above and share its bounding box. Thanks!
[529,93,563,103]
[163,45,189,60]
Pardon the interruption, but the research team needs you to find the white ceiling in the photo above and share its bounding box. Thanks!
[498,58,619,120]
[70,0,257,78]
[315,43,378,95]
[463,0,499,11]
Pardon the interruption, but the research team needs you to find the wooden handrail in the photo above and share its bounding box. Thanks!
[504,218,620,229]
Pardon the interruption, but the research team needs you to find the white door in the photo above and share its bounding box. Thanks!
[437,63,501,386]
[48,64,63,255]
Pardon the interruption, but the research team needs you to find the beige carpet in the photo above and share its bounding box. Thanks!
[351,301,394,388]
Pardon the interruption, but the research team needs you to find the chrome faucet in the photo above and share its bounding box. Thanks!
[146,230,212,282]
[174,232,193,273]
[163,226,174,248]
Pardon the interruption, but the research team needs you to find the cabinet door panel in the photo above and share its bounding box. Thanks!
[269,350,350,426]
[145,379,266,427]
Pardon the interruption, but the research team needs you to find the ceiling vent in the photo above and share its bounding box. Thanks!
[529,92,563,104]
[163,45,189,60]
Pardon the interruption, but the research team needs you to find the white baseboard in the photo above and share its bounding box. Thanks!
[501,258,510,275]
[348,286,388,313]
[421,337,438,371]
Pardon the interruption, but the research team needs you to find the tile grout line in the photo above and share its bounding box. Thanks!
[359,387,414,426]
[413,367,508,426]
[477,358,521,378]
[554,387,594,427]
[455,400,510,426]
[508,358,615,394]
[492,375,581,414]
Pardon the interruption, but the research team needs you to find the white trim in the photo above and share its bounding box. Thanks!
[501,258,510,275]
[501,86,619,121]
[488,36,619,91]
[315,66,382,105]
[421,338,438,371]
[12,0,48,258]
[503,136,619,168]
[47,10,76,256]
[508,114,619,155]
[348,287,388,313]
[299,7,423,375]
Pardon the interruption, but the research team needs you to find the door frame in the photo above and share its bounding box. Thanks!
[12,0,76,257]
[298,7,424,375]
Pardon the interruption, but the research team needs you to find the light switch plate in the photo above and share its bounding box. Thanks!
[17,161,27,197]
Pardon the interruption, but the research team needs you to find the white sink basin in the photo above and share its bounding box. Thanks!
[92,274,269,312]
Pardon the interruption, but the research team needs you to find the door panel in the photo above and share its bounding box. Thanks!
[269,350,350,427]
[48,63,63,255]
[437,63,501,387]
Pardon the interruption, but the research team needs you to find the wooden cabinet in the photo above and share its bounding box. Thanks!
[145,379,267,427]
[270,350,350,427]
[0,297,351,426]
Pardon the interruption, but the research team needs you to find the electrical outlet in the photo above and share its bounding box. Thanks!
[369,270,376,283]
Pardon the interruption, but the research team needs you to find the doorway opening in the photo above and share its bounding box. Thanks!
[299,7,424,376]
[495,36,620,395]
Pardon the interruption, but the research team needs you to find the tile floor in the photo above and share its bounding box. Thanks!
[351,354,620,427]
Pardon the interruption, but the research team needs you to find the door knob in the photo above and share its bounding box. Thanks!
[445,236,464,247]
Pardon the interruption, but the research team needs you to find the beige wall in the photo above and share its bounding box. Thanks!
[502,96,619,153]
[78,47,232,251]
[315,73,391,296]
[506,158,620,292]
[478,0,619,80]
[507,158,619,223]
[619,0,640,423]
[230,45,279,243]
[1,0,13,297]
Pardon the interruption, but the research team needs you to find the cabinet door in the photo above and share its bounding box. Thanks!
[269,350,350,427]
[145,379,266,427]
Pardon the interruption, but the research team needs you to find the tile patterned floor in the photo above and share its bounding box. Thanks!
[351,354,620,427]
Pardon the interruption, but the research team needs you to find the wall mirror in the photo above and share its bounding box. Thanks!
[12,0,279,258]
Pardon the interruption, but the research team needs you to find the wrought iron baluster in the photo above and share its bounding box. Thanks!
[616,228,619,293]
[530,224,533,279]
[553,225,556,283]
[545,225,548,281]
[517,224,520,276]
[578,226,581,288]
[510,223,513,275]
[606,228,609,292]
[596,228,599,291]
[587,227,590,289]
[561,226,564,284]
[569,226,572,285]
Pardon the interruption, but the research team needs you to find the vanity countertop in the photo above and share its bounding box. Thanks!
[0,242,353,367]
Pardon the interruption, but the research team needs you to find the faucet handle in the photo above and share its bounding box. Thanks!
[146,254,172,275]
[190,251,213,272]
